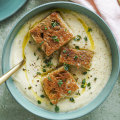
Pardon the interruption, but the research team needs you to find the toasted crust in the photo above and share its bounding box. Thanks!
[43,67,78,104]
[59,48,94,69]
[30,12,73,56]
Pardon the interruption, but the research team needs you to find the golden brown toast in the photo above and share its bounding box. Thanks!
[30,12,73,56]
[43,67,78,104]
[59,48,94,70]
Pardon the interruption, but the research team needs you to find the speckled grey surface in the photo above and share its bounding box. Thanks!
[0,0,120,120]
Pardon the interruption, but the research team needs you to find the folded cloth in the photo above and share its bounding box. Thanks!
[71,0,120,48]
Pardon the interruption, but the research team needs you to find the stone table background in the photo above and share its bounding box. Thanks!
[0,0,120,120]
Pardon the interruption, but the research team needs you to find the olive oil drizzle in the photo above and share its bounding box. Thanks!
[71,12,95,50]
[77,17,94,50]
[59,10,95,50]
[22,32,42,102]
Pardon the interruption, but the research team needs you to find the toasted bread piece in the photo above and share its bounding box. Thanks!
[30,12,73,56]
[43,67,78,104]
[59,48,94,70]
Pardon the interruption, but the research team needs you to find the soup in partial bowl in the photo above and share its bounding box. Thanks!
[10,9,112,112]
[2,1,119,119]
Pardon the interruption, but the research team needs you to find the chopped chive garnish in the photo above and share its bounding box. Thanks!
[87,82,91,87]
[81,84,85,88]
[84,36,88,42]
[23,68,26,71]
[46,62,52,67]
[29,41,31,44]
[34,52,36,56]
[58,80,63,87]
[88,27,92,32]
[70,97,75,102]
[74,35,81,41]
[37,72,41,75]
[63,50,67,53]
[68,90,71,94]
[40,95,45,98]
[37,100,41,104]
[64,28,67,32]
[55,105,59,112]
[44,57,53,67]
[38,47,41,52]
[43,69,46,72]
[48,76,51,81]
[67,54,69,56]
[28,86,32,90]
[82,71,87,75]
[51,21,59,27]
[50,102,53,105]
[82,79,86,84]
[74,55,78,60]
[94,77,97,81]
[64,63,70,71]
[40,41,44,45]
[44,27,47,30]
[76,91,80,95]
[52,36,59,42]
[75,46,79,50]
[37,56,39,60]
[43,65,46,68]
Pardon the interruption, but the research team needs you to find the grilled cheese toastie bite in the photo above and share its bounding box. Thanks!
[43,67,79,104]
[59,48,94,70]
[30,12,73,56]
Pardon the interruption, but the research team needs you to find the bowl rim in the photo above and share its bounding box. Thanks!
[2,1,120,120]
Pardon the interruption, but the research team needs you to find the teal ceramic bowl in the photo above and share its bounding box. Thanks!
[2,1,120,120]
[0,0,27,21]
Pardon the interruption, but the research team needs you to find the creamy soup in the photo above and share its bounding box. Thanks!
[10,9,112,112]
